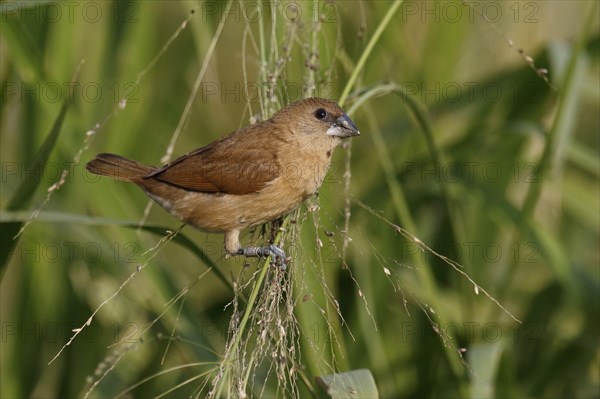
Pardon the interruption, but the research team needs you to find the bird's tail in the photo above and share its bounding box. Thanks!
[86,153,154,182]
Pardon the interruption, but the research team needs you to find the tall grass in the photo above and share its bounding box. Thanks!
[1,1,599,398]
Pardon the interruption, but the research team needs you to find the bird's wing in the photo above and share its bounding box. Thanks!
[146,129,282,195]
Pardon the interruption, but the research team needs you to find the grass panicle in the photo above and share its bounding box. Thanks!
[1,2,598,398]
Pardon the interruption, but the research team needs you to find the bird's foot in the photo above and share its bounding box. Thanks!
[237,244,288,270]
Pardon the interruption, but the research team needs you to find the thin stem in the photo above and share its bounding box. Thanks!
[348,82,466,379]
[338,1,403,107]
[212,219,290,398]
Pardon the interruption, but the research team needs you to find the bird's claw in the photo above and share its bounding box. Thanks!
[237,244,288,270]
[267,245,287,270]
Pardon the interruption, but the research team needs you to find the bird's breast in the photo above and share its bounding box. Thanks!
[279,147,332,197]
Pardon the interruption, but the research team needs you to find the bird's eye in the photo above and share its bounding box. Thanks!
[314,108,328,120]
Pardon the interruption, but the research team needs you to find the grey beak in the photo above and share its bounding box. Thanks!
[327,114,360,138]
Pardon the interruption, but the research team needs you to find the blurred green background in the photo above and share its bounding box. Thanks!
[1,1,599,398]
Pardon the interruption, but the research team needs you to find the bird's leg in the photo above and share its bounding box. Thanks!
[225,230,287,270]
[236,244,287,270]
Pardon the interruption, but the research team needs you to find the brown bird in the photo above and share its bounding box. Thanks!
[86,97,360,268]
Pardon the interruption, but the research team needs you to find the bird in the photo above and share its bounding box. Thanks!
[85,97,360,268]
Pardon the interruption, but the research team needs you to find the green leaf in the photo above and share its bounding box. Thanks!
[469,343,504,399]
[0,210,232,293]
[1,98,70,274]
[316,369,379,399]
[5,104,69,211]
[0,8,47,82]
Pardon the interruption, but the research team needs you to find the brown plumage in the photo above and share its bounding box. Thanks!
[86,98,360,267]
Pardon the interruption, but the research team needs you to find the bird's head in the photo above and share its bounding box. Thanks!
[272,98,360,142]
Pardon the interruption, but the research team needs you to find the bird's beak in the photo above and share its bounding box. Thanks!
[327,114,360,138]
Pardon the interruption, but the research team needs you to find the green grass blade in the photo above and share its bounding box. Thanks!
[5,102,69,210]
[469,343,504,399]
[1,96,70,272]
[0,210,231,293]
[338,1,403,107]
[1,14,46,81]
